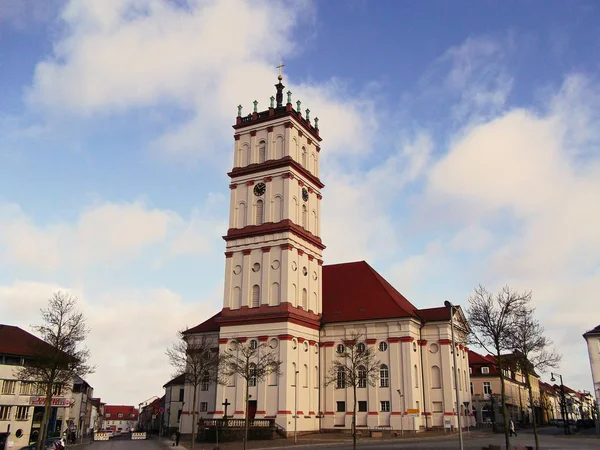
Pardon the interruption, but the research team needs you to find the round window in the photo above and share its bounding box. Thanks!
[337,344,345,354]
[291,261,297,271]
[233,265,242,275]
[413,342,417,352]
[357,343,366,353]
[302,266,308,276]
[269,338,278,349]
[378,342,388,352]
[271,260,280,270]
[312,271,317,280]
[252,262,261,272]
[304,341,309,352]
[15,429,23,438]
[429,343,439,354]
[292,339,298,350]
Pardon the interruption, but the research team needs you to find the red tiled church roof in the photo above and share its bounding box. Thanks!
[0,324,56,357]
[322,261,418,323]
[186,261,452,333]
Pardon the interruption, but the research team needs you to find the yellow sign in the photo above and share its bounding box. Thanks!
[406,408,420,415]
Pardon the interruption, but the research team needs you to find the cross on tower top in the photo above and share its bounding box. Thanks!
[276,59,285,80]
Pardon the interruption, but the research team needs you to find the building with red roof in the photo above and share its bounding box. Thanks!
[103,405,138,433]
[177,74,472,437]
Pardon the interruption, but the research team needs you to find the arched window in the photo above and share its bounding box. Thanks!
[431,365,441,389]
[313,292,318,312]
[314,366,319,388]
[268,369,278,386]
[301,146,307,166]
[302,205,307,228]
[201,371,209,391]
[310,152,316,173]
[414,365,419,388]
[379,365,389,387]
[259,141,266,163]
[237,202,247,228]
[312,210,318,234]
[302,288,307,309]
[250,339,258,350]
[239,143,250,166]
[273,196,283,222]
[255,199,264,225]
[358,365,367,388]
[292,362,297,386]
[270,282,280,306]
[291,138,297,160]
[292,197,298,222]
[458,367,462,391]
[252,285,260,308]
[303,364,308,387]
[232,286,241,309]
[464,370,468,393]
[275,135,284,159]
[249,363,257,387]
[336,367,346,388]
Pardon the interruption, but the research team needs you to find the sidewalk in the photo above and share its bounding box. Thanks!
[160,429,488,450]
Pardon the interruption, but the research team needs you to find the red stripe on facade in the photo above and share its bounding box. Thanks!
[439,339,452,345]
[261,247,271,252]
[277,410,292,415]
[242,249,252,255]
[367,412,378,415]
[229,184,237,189]
[278,334,294,341]
[217,338,228,344]
[387,337,401,343]
[225,252,233,258]
[257,335,269,342]
[246,180,254,186]
[399,336,414,342]
[365,339,377,344]
[417,340,427,346]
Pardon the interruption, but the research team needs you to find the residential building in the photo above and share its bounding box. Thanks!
[138,397,163,434]
[583,324,600,407]
[69,375,94,439]
[0,324,73,449]
[89,397,104,432]
[179,74,472,436]
[468,350,540,426]
[103,405,138,433]
[163,374,185,435]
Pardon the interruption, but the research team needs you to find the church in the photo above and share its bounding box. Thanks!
[179,73,471,435]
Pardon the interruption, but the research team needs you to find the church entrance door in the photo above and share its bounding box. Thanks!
[248,401,257,420]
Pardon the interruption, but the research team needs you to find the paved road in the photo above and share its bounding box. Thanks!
[86,435,163,449]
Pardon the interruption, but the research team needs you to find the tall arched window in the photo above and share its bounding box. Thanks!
[292,363,297,386]
[312,210,317,234]
[414,365,419,388]
[240,143,250,166]
[431,365,441,389]
[302,205,307,228]
[249,363,257,387]
[292,284,297,306]
[379,365,389,387]
[314,366,319,388]
[312,292,318,312]
[301,146,307,166]
[310,152,316,173]
[358,366,367,388]
[292,197,298,222]
[255,199,264,225]
[270,282,280,306]
[273,196,283,222]
[337,367,346,388]
[232,286,241,309]
[252,285,260,308]
[303,364,308,387]
[237,202,247,228]
[259,141,266,163]
[301,289,307,309]
[275,135,284,159]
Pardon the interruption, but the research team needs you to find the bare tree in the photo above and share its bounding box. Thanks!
[324,332,380,450]
[466,285,530,450]
[166,331,221,450]
[508,310,561,450]
[220,339,282,450]
[15,292,94,450]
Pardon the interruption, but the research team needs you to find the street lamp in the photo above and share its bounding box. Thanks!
[445,300,464,450]
[396,389,405,436]
[550,372,570,435]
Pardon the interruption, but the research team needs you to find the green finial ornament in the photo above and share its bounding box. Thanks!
[296,100,301,114]
[287,90,292,104]
[314,117,319,129]
[270,96,275,108]
[305,108,310,122]
[237,105,243,117]
[253,100,258,113]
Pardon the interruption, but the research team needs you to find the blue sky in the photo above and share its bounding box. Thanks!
[1,0,599,405]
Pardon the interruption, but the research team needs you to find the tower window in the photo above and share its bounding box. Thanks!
[302,288,307,309]
[256,199,264,225]
[252,285,260,308]
[379,364,389,387]
[259,141,266,163]
[249,363,257,387]
[302,146,307,167]
[302,205,307,228]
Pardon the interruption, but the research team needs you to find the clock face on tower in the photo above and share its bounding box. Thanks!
[253,182,266,196]
[302,187,309,202]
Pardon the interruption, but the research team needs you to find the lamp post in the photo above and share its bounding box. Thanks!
[294,370,299,444]
[396,389,405,436]
[551,372,570,435]
[445,300,464,450]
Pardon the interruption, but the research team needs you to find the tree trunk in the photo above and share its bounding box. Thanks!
[38,383,54,450]
[191,383,197,450]
[498,357,510,450]
[244,379,249,450]
[352,384,357,450]
[525,372,540,450]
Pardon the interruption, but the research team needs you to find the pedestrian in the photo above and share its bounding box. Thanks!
[175,430,181,446]
[509,418,517,437]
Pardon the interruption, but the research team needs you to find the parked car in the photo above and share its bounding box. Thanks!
[576,419,595,429]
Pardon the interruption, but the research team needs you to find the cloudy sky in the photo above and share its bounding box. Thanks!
[1,0,599,405]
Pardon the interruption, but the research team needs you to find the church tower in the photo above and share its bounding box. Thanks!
[214,73,324,432]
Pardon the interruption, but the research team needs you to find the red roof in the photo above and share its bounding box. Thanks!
[186,261,452,332]
[0,324,56,357]
[322,261,418,323]
[104,405,138,420]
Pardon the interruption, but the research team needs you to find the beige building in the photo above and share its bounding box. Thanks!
[180,74,471,436]
[0,325,73,448]
[583,324,600,406]
[69,375,94,439]
[163,374,185,434]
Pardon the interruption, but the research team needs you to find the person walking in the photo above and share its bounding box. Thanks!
[174,430,181,446]
[509,418,517,437]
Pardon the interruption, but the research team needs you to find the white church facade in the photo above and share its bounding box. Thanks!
[179,74,471,435]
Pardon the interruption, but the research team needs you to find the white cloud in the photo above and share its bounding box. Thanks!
[0,200,220,271]
[0,280,220,405]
